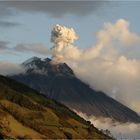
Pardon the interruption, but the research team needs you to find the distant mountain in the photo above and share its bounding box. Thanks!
[0,75,111,139]
[10,57,140,123]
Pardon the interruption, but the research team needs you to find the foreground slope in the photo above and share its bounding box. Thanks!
[0,75,111,139]
[10,57,140,123]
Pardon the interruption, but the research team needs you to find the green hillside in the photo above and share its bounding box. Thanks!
[0,75,112,139]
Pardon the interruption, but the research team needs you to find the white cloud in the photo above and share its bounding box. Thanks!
[75,111,140,139]
[97,19,140,46]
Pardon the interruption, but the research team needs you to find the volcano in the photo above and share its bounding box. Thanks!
[10,57,140,123]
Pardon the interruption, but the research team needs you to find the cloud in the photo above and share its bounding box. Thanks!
[1,1,108,17]
[0,42,52,56]
[96,19,140,46]
[13,43,52,55]
[0,61,24,75]
[75,111,140,139]
[0,21,21,28]
[56,19,140,113]
[0,41,9,50]
[0,5,14,18]
[0,5,21,28]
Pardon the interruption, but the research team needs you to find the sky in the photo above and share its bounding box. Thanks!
[0,1,140,63]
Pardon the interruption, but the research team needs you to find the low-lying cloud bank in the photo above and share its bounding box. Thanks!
[76,111,140,139]
[14,43,52,55]
[0,61,23,75]
[0,42,52,56]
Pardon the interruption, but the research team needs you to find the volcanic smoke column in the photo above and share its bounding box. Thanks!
[51,24,78,63]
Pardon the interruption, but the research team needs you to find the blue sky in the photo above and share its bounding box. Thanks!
[0,1,140,63]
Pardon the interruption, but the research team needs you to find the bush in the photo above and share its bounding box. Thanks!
[64,132,72,139]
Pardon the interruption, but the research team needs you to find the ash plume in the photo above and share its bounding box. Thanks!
[51,24,78,63]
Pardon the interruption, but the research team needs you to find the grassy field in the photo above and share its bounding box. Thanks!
[0,75,113,139]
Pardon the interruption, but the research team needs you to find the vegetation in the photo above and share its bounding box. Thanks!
[0,75,113,139]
